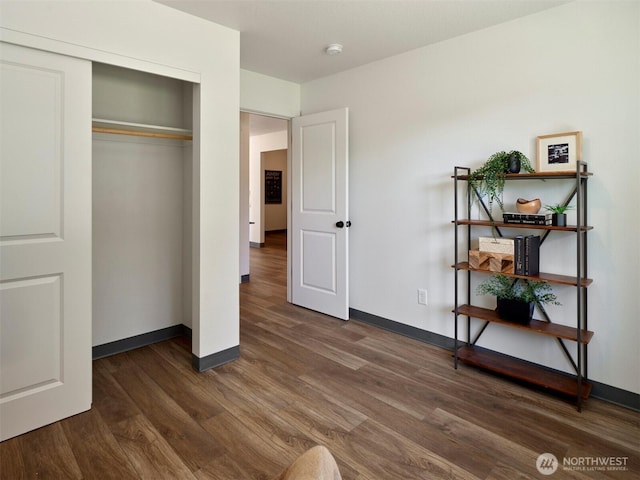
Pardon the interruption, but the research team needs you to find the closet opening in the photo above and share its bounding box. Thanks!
[92,63,195,359]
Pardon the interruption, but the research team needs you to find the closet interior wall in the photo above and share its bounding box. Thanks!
[92,63,193,347]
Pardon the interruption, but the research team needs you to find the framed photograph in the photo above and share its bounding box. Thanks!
[536,131,583,172]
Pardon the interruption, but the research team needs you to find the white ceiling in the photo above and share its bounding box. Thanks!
[156,0,569,84]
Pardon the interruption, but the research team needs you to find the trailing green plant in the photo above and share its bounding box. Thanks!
[544,203,573,214]
[476,274,560,305]
[468,150,534,213]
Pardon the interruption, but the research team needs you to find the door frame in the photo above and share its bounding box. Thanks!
[239,109,291,259]
[283,117,295,304]
[240,109,349,315]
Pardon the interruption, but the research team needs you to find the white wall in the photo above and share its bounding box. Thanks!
[92,135,186,345]
[241,69,300,118]
[301,1,640,394]
[263,149,288,231]
[0,0,240,361]
[93,62,191,128]
[249,131,288,245]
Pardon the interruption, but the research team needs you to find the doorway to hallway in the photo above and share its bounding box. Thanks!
[240,112,289,283]
[243,231,288,310]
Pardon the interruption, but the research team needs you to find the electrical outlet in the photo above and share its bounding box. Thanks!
[417,288,427,305]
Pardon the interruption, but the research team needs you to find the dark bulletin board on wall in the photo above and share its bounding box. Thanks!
[265,170,282,204]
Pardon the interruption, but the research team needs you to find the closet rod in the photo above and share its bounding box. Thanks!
[92,118,193,141]
[92,126,193,141]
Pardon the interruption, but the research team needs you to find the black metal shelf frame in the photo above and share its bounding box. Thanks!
[452,161,590,410]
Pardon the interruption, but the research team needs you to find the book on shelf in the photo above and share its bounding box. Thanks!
[514,235,524,274]
[503,212,552,225]
[504,218,552,225]
[512,235,540,275]
[524,235,540,276]
[503,212,552,220]
[503,213,551,225]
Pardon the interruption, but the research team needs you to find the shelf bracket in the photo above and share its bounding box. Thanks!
[530,291,580,374]
[471,321,490,345]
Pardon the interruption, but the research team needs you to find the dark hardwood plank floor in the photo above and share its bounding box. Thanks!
[2,231,638,479]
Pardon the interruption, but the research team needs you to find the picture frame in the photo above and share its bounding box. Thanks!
[264,169,282,204]
[536,131,583,172]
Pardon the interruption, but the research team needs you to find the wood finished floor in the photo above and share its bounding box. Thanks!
[2,231,638,479]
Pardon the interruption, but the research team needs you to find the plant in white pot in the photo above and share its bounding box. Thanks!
[476,274,560,324]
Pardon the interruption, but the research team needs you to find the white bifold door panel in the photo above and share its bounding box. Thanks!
[291,108,349,320]
[0,43,92,441]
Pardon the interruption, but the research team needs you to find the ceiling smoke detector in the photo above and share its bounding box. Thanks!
[325,43,343,55]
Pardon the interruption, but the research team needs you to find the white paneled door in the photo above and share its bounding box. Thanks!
[0,43,92,441]
[291,108,349,319]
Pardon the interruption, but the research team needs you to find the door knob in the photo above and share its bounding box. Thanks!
[335,221,344,228]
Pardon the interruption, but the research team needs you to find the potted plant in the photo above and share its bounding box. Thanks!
[476,274,560,324]
[468,150,535,214]
[545,203,573,227]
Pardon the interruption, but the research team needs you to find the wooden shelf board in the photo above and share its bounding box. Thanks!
[92,118,193,141]
[455,304,593,343]
[92,126,193,141]
[453,171,592,180]
[456,345,592,400]
[454,262,593,287]
[453,219,593,232]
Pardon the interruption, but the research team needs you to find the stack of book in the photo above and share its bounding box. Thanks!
[503,212,552,225]
[514,235,540,275]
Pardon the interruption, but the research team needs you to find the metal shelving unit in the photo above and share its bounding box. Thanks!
[452,162,593,410]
